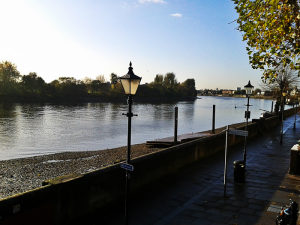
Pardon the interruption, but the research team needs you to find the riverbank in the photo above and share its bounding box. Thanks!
[0,124,232,200]
[0,144,163,199]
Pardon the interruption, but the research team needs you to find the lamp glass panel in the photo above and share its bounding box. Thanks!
[245,87,253,95]
[130,79,141,95]
[120,79,130,95]
[120,78,141,95]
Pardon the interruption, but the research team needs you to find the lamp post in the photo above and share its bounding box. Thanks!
[119,62,142,225]
[280,91,287,144]
[243,80,254,167]
[295,90,299,130]
[294,102,297,130]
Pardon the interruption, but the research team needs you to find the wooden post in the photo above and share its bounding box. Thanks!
[212,105,215,134]
[174,107,178,144]
[271,101,273,113]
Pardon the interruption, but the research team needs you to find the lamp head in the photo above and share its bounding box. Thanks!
[244,80,254,95]
[119,62,142,95]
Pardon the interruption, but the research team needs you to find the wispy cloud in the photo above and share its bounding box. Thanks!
[170,13,182,18]
[139,0,166,3]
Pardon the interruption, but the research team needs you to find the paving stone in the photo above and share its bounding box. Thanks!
[206,214,231,223]
[248,203,265,210]
[191,211,210,219]
[167,214,196,224]
[232,200,249,207]
[238,207,256,215]
[222,204,240,211]
[190,218,211,225]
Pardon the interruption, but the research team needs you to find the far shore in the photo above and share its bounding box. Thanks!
[198,94,276,100]
[0,95,199,104]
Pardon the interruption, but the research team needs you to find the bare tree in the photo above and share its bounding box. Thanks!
[82,77,92,84]
[260,65,300,94]
[261,64,300,114]
[96,75,106,83]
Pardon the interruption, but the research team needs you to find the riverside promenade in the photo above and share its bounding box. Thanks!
[86,114,300,225]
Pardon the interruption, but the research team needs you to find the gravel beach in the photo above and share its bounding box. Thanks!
[0,144,162,199]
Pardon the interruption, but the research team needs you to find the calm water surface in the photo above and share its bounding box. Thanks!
[0,96,282,160]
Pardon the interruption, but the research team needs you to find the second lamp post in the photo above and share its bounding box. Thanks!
[119,62,142,225]
[243,80,254,167]
[280,91,287,144]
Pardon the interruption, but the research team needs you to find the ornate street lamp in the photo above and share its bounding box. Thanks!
[119,62,141,225]
[243,80,254,167]
[280,91,287,144]
[295,89,299,130]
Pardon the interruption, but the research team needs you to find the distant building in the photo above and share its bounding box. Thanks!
[237,87,241,91]
[222,90,232,94]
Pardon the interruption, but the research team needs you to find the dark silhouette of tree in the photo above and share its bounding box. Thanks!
[164,72,177,89]
[154,74,164,85]
[21,72,46,94]
[0,60,198,101]
[0,61,20,94]
[56,77,86,97]
[91,80,102,93]
[182,78,197,97]
[110,73,118,84]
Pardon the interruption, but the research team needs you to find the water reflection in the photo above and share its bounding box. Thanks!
[0,97,282,160]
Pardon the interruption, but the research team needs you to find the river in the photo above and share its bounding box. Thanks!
[0,96,282,160]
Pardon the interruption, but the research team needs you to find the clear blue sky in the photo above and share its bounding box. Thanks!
[0,0,263,90]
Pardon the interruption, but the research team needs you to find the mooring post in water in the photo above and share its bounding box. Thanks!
[212,105,215,134]
[174,106,178,144]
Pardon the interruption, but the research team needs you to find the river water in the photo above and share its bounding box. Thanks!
[0,96,281,160]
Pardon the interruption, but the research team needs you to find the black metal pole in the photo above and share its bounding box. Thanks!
[243,96,249,167]
[294,103,296,130]
[125,95,132,225]
[212,105,215,134]
[271,101,273,113]
[224,125,228,197]
[280,96,284,144]
[174,107,178,144]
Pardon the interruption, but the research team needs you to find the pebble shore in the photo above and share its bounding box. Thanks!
[0,144,161,199]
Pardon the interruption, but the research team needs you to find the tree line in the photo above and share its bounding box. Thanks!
[0,61,196,102]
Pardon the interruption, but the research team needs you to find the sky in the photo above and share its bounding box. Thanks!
[0,0,264,90]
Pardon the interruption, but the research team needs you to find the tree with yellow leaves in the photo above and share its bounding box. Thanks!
[233,0,300,83]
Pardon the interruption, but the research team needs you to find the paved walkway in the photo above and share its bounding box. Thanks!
[88,115,300,225]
